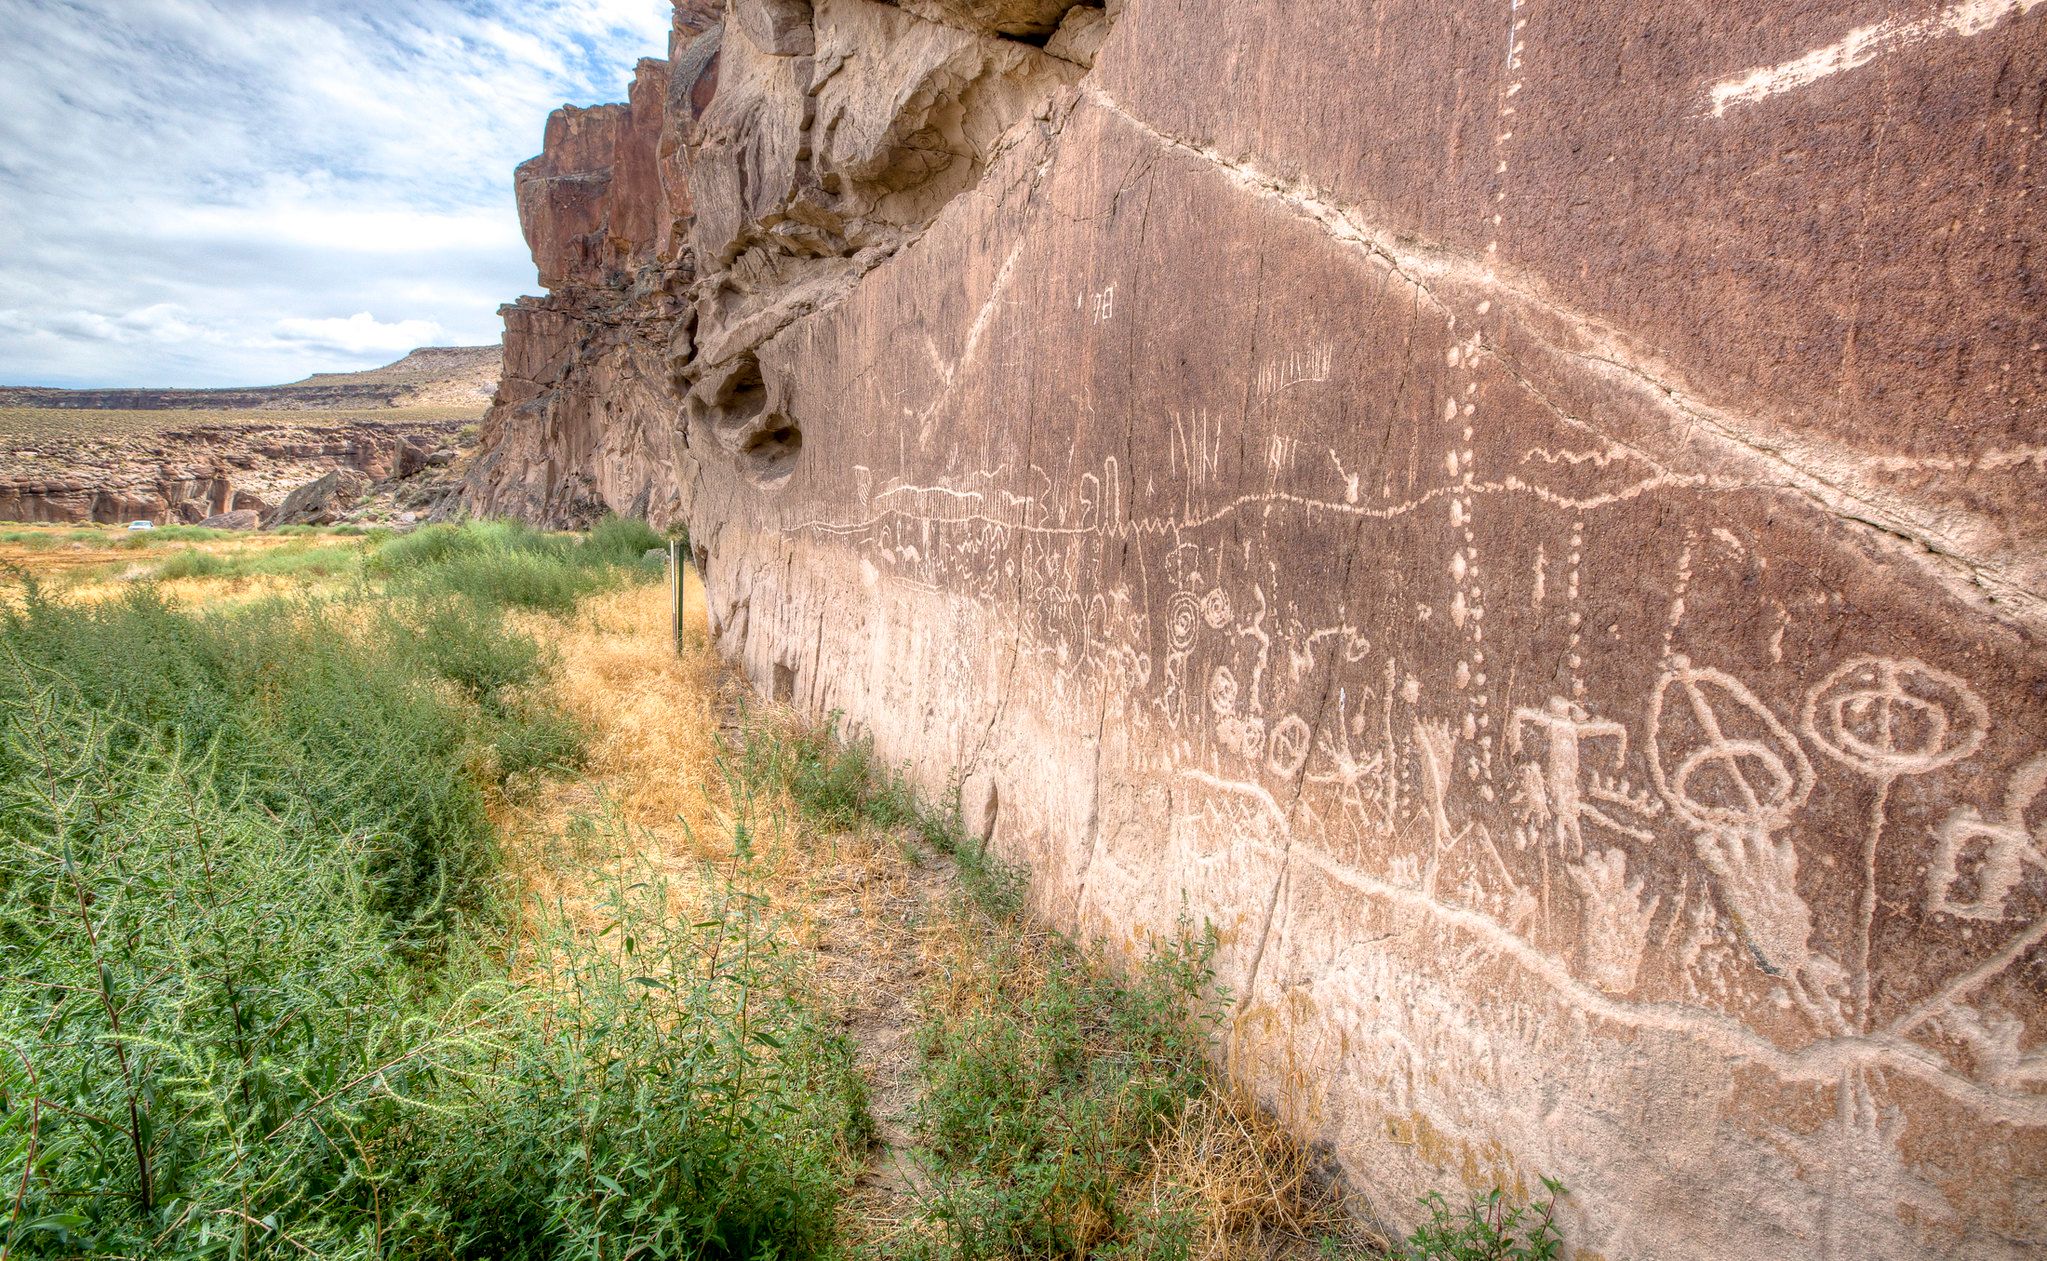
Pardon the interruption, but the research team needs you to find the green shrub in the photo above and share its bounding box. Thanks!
[0,660,504,1257]
[416,547,602,613]
[369,521,491,572]
[0,583,495,928]
[0,557,866,1259]
[393,817,870,1260]
[582,514,666,567]
[1392,1183,1564,1261]
[244,542,364,576]
[103,524,238,549]
[913,925,1221,1260]
[149,540,364,582]
[744,716,899,833]
[489,701,586,781]
[388,594,549,703]
[152,546,230,578]
[369,516,661,614]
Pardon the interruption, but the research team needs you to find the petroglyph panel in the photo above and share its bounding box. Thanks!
[469,0,2047,1255]
[684,73,2047,1257]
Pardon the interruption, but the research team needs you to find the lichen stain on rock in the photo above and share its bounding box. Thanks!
[460,1,2047,1256]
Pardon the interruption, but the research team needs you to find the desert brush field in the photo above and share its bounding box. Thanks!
[0,521,1558,1260]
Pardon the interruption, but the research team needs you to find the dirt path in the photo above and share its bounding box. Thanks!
[503,574,1359,1260]
[807,832,955,1219]
[500,574,960,1238]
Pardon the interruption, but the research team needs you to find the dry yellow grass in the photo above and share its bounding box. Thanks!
[489,572,732,948]
[23,522,1362,1255]
[526,574,725,842]
[1145,1091,1365,1259]
[0,523,373,612]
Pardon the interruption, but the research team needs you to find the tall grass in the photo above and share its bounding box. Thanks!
[396,813,869,1260]
[121,512,660,597]
[149,541,368,581]
[0,582,502,928]
[371,518,663,613]
[0,618,505,1255]
[0,517,876,1259]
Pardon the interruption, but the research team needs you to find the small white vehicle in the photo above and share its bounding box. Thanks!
[127,520,154,531]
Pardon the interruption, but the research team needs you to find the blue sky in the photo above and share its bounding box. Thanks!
[0,0,674,387]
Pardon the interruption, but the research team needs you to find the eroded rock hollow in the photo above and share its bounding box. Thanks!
[463,2,2047,1255]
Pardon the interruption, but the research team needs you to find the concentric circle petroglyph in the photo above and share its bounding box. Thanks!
[1167,590,1201,650]
[1803,656,1989,780]
[1200,587,1233,629]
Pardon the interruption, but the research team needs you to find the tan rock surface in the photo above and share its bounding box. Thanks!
[463,2,2047,1255]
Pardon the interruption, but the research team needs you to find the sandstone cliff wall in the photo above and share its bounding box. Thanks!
[465,3,2047,1255]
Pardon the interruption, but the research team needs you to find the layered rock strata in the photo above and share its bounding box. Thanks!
[465,2,2047,1256]
[0,418,464,524]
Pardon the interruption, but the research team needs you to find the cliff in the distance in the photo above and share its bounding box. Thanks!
[463,3,2047,1257]
[0,346,496,524]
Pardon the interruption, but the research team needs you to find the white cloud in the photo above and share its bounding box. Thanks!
[274,312,445,355]
[0,0,675,387]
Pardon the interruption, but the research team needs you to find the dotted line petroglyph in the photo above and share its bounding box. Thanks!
[797,456,2047,1129]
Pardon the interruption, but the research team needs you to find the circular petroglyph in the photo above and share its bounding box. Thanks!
[1201,587,1234,629]
[1648,656,1813,831]
[1167,591,1201,651]
[1803,656,1987,780]
[1267,714,1312,778]
[1209,666,1240,718]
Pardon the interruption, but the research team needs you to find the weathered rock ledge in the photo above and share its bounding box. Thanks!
[463,2,2047,1256]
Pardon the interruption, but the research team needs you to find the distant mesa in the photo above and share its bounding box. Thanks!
[0,346,502,527]
[0,345,503,412]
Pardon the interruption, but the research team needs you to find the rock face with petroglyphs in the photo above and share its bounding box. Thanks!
[465,2,2047,1255]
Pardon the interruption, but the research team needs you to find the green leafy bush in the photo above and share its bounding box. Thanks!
[0,583,500,929]
[488,700,586,781]
[418,547,602,613]
[373,515,665,613]
[151,545,230,577]
[1393,1183,1564,1261]
[387,593,550,704]
[149,540,365,581]
[395,821,870,1260]
[0,655,503,1257]
[912,925,1221,1260]
[0,533,871,1259]
[581,514,666,567]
